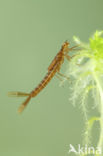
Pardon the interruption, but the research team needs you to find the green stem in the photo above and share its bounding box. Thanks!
[92,71,103,149]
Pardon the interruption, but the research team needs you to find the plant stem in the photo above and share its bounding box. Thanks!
[92,71,103,149]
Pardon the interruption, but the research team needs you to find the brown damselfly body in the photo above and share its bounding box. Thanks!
[8,41,78,113]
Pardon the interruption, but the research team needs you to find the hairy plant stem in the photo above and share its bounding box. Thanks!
[92,71,103,149]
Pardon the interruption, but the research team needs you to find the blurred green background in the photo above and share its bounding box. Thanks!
[0,0,103,155]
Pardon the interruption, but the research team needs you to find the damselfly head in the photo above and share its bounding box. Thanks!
[62,41,70,52]
[63,41,69,48]
[64,40,70,47]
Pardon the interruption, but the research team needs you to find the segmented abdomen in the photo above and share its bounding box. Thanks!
[31,63,59,97]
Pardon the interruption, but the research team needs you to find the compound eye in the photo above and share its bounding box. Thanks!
[65,40,69,45]
[65,42,69,47]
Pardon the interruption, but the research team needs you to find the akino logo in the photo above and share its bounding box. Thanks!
[68,144,102,155]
